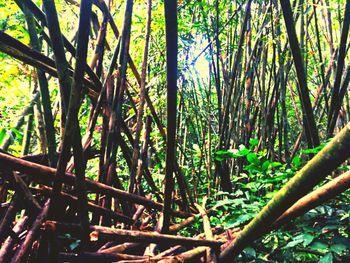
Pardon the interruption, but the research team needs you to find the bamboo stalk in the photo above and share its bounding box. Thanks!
[0,216,28,262]
[279,0,320,148]
[195,199,217,263]
[0,91,40,151]
[34,186,135,225]
[102,0,134,218]
[128,0,152,194]
[18,0,102,91]
[273,170,350,228]
[58,252,146,261]
[328,0,350,135]
[4,170,41,214]
[44,221,224,248]
[161,0,178,234]
[0,31,99,100]
[48,0,93,246]
[135,117,153,195]
[0,152,191,218]
[11,200,49,263]
[328,65,350,134]
[0,195,21,242]
[99,242,143,254]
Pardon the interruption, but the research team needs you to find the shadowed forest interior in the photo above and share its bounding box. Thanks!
[0,0,350,262]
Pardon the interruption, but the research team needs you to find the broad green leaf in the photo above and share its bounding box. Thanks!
[247,152,259,165]
[224,213,252,229]
[214,150,234,161]
[237,145,250,156]
[302,233,314,247]
[318,252,333,263]
[284,233,314,249]
[340,212,349,220]
[270,162,282,168]
[301,144,325,154]
[292,155,301,167]
[245,182,258,192]
[244,163,261,174]
[310,241,329,253]
[211,199,236,210]
[330,243,347,255]
[284,239,303,248]
[249,138,259,147]
[262,160,270,171]
[243,247,256,258]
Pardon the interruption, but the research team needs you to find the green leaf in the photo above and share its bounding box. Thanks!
[330,243,347,255]
[310,241,329,253]
[247,153,259,165]
[302,233,314,247]
[318,252,333,263]
[270,161,282,168]
[245,181,259,192]
[69,240,80,250]
[249,138,259,147]
[284,233,314,249]
[11,127,23,141]
[243,247,256,259]
[284,238,303,248]
[193,143,200,152]
[224,213,252,229]
[214,150,229,155]
[214,191,231,196]
[211,199,236,210]
[0,129,6,145]
[214,146,252,161]
[292,155,301,167]
[237,145,250,156]
[301,144,325,154]
[262,160,270,171]
[214,150,234,161]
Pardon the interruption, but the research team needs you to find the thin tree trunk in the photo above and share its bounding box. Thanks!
[279,0,320,148]
[129,0,152,193]
[49,0,93,244]
[161,0,178,234]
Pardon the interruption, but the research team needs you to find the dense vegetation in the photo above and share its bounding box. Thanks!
[0,0,349,262]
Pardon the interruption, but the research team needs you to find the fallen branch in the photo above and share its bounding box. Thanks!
[44,221,224,249]
[34,186,135,225]
[195,199,217,263]
[0,216,28,262]
[58,251,146,262]
[0,152,191,218]
[273,170,350,228]
[11,200,49,263]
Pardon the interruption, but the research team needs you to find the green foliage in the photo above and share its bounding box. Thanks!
[0,128,6,145]
[209,141,350,261]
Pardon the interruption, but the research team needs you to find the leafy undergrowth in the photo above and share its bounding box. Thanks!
[183,142,350,262]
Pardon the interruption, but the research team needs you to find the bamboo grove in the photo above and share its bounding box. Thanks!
[0,0,350,262]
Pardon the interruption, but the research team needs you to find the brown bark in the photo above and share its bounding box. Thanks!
[44,221,224,249]
[0,152,191,218]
